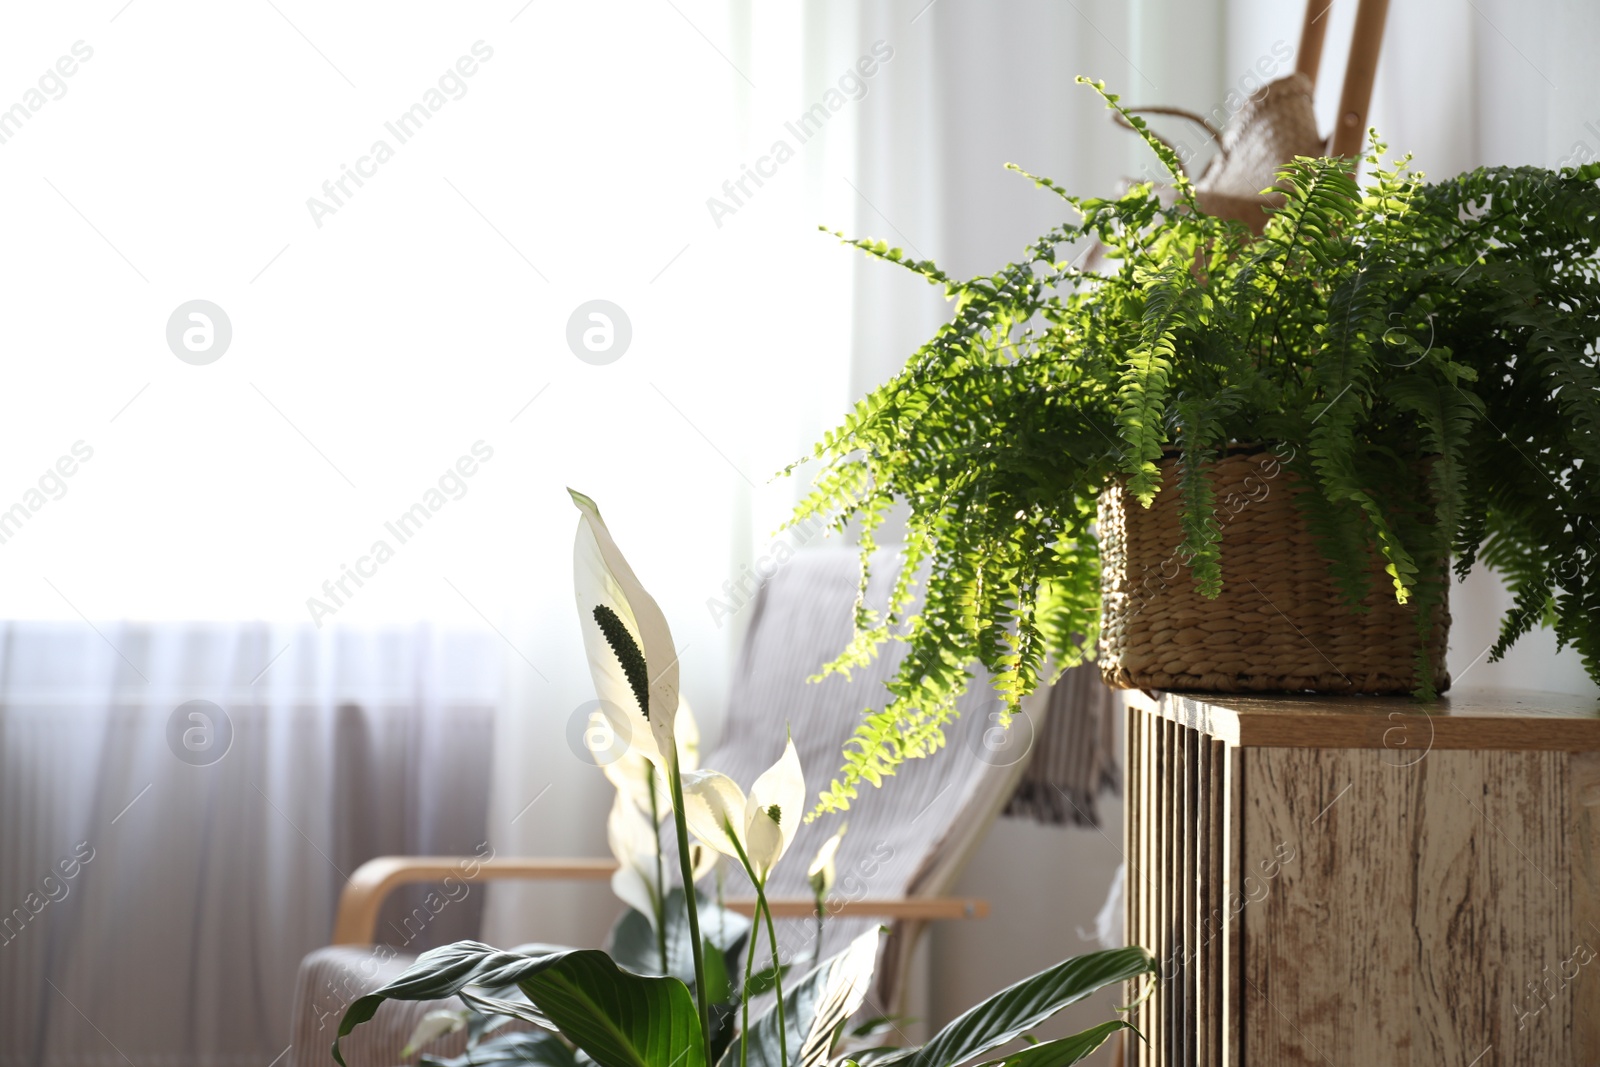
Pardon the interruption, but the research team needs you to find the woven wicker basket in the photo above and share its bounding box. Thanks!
[1097,449,1450,694]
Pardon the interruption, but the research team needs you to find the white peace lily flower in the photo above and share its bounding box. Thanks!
[400,1009,466,1058]
[607,789,662,920]
[571,489,680,767]
[675,694,701,768]
[688,838,720,884]
[595,695,700,821]
[681,738,805,882]
[807,821,848,898]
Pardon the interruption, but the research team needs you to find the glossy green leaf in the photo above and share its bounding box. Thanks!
[848,1015,912,1040]
[519,952,704,1067]
[741,960,795,999]
[869,947,1154,1067]
[716,927,881,1067]
[608,889,747,1060]
[457,987,554,1032]
[975,1022,1137,1067]
[609,889,748,990]
[421,1029,579,1067]
[332,941,704,1067]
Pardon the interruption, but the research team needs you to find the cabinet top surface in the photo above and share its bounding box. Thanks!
[1135,687,1600,749]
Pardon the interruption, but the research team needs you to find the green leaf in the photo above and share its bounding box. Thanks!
[465,1006,513,1048]
[457,987,555,1032]
[422,1029,579,1067]
[715,927,881,1067]
[332,942,704,1067]
[609,890,747,1060]
[870,947,1155,1067]
[606,906,661,977]
[848,1015,914,1040]
[847,1046,906,1067]
[974,1022,1137,1067]
[741,960,795,999]
[520,953,705,1067]
[609,889,749,991]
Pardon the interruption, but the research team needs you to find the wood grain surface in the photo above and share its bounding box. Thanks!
[1142,687,1600,750]
[1124,689,1600,1066]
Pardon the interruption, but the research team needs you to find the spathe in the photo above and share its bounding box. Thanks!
[570,489,680,765]
[681,737,805,882]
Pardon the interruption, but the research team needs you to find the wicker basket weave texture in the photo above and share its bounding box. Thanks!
[1097,450,1450,694]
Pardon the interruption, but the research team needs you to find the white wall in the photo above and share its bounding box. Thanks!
[929,792,1129,1051]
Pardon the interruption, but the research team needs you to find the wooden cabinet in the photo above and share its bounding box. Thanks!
[1122,688,1600,1066]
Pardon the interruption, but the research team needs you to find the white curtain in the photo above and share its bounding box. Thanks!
[0,623,499,1067]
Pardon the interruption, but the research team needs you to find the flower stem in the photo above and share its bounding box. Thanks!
[647,764,669,975]
[666,751,712,1064]
[739,900,760,1067]
[755,880,789,1067]
[716,865,727,947]
[727,834,788,1067]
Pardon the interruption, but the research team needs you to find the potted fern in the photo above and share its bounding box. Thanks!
[790,80,1600,814]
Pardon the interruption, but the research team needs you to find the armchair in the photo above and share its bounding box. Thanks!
[288,549,1072,1067]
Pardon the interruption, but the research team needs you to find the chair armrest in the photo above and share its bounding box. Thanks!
[333,856,617,945]
[333,856,988,945]
[734,897,989,920]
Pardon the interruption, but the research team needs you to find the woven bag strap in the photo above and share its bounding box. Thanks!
[1107,0,1390,165]
[1109,106,1227,178]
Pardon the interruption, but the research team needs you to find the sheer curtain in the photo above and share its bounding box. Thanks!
[0,623,499,1067]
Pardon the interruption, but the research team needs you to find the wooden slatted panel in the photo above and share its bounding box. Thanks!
[1158,716,1173,1065]
[1207,738,1225,1067]
[1170,718,1183,1066]
[1571,750,1600,1064]
[1124,702,1141,1067]
[1152,716,1164,1067]
[1169,717,1183,1065]
[1222,744,1242,1067]
[1195,734,1212,1067]
[1147,714,1160,1067]
[1124,704,1239,1067]
[1174,721,1185,1067]
[1132,700,1145,1067]
[1181,723,1197,1067]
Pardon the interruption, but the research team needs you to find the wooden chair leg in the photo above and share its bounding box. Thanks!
[1329,0,1391,158]
[1296,0,1336,87]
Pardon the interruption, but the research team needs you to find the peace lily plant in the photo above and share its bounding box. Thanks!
[331,491,1155,1067]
